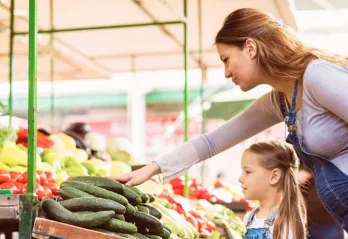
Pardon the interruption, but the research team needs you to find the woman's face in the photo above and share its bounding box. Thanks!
[216,42,264,91]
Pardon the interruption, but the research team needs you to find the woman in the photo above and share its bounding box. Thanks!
[114,8,348,237]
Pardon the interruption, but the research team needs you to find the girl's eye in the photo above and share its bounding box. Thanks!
[245,171,251,174]
[223,58,228,63]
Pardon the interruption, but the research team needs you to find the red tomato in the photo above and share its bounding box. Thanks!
[186,214,199,231]
[9,171,21,181]
[36,170,48,186]
[14,182,24,191]
[44,171,56,183]
[17,172,40,184]
[0,170,11,184]
[20,183,44,196]
[46,182,59,195]
[42,186,53,198]
[0,182,18,194]
[204,220,216,232]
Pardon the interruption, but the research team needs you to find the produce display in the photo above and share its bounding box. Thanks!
[40,176,205,239]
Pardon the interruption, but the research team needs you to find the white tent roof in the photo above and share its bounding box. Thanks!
[0,0,297,81]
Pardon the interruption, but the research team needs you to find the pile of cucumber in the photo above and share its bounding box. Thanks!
[40,176,171,239]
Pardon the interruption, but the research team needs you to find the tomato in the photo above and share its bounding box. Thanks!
[17,172,40,184]
[46,182,59,195]
[0,182,18,194]
[202,220,216,232]
[186,214,199,231]
[9,171,21,181]
[41,186,53,199]
[36,170,48,186]
[14,182,24,191]
[0,170,11,184]
[20,183,44,196]
[44,171,56,183]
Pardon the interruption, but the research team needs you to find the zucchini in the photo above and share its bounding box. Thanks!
[129,211,163,230]
[125,185,142,195]
[142,205,162,219]
[145,235,162,239]
[147,228,170,239]
[134,233,149,239]
[59,187,94,200]
[59,197,126,214]
[125,204,137,216]
[136,205,150,214]
[42,199,115,228]
[114,214,126,221]
[69,176,124,193]
[121,188,142,205]
[103,218,138,234]
[61,181,128,206]
[74,211,94,216]
[163,225,172,234]
[140,194,149,203]
[147,194,155,203]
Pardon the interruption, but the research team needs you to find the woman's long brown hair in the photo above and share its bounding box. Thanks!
[215,8,348,81]
[246,140,306,239]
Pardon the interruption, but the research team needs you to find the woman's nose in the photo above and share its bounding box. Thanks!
[238,175,243,183]
[224,66,231,78]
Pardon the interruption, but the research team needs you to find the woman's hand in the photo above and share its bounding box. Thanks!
[110,162,161,186]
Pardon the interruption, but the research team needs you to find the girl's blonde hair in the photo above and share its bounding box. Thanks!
[215,8,348,81]
[246,140,306,239]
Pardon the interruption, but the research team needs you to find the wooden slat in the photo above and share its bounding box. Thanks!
[32,218,126,239]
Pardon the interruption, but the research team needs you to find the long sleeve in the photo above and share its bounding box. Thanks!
[154,90,283,182]
[304,59,348,123]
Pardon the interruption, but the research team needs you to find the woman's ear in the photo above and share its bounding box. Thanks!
[245,38,257,60]
[270,168,281,185]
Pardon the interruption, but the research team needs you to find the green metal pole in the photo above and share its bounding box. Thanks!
[14,21,183,35]
[198,0,207,185]
[183,0,189,198]
[49,0,55,131]
[8,0,15,125]
[19,0,38,237]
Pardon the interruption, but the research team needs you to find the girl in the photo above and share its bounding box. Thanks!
[240,140,306,239]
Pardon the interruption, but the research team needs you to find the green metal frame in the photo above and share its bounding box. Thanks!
[7,0,191,237]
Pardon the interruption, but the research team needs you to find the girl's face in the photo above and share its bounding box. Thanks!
[238,151,274,200]
[216,42,264,92]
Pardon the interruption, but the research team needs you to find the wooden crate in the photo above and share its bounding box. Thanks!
[32,218,126,239]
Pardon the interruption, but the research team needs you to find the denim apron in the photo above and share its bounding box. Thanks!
[244,208,278,239]
[279,80,348,233]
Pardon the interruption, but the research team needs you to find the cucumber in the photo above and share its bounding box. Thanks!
[129,211,163,230]
[103,218,138,234]
[59,197,126,214]
[163,225,172,234]
[121,188,142,205]
[125,204,137,215]
[134,233,149,239]
[69,176,125,193]
[74,211,94,216]
[142,205,162,219]
[42,199,115,228]
[59,187,94,200]
[140,194,149,203]
[125,185,142,195]
[114,214,126,221]
[147,194,155,203]
[147,228,170,239]
[93,228,119,235]
[136,205,150,214]
[145,235,162,239]
[61,181,128,206]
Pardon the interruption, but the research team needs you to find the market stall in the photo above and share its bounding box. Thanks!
[0,0,297,238]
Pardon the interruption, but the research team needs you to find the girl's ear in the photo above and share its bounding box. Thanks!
[270,168,281,185]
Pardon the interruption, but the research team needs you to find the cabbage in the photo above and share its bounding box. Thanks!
[107,137,133,163]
